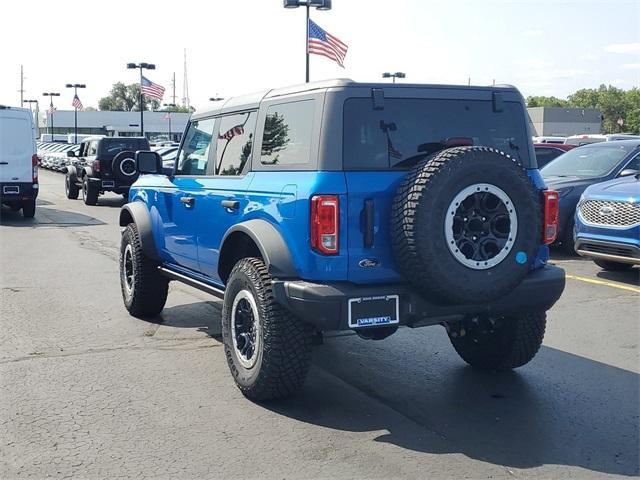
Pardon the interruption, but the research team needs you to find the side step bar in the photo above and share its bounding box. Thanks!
[158,266,225,299]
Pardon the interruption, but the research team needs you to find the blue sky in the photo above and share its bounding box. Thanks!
[1,0,638,110]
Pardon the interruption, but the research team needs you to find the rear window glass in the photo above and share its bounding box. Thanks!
[99,139,148,156]
[0,118,31,156]
[343,98,529,169]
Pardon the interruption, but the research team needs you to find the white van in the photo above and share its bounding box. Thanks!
[0,106,38,218]
[564,133,640,146]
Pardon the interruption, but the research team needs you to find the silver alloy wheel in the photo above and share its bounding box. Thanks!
[444,183,518,270]
[119,158,136,176]
[122,243,134,297]
[231,289,261,369]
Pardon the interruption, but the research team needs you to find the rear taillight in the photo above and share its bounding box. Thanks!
[31,154,38,183]
[543,190,559,244]
[311,195,339,255]
[92,160,101,172]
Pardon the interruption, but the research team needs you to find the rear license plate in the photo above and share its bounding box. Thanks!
[101,181,115,188]
[348,295,399,328]
[3,186,19,194]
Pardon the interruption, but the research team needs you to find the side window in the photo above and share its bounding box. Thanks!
[623,154,640,171]
[260,100,315,166]
[215,111,257,176]
[176,118,216,176]
[79,142,87,156]
[87,141,98,156]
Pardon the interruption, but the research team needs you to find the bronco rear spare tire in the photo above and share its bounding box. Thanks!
[112,151,139,184]
[392,147,541,304]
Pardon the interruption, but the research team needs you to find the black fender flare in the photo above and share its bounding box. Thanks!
[219,219,298,280]
[119,202,159,260]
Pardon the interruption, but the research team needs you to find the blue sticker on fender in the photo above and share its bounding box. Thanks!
[516,251,528,264]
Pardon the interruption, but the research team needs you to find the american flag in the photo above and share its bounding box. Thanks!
[163,112,171,120]
[48,105,56,114]
[218,125,244,141]
[141,76,165,100]
[308,19,348,67]
[72,94,83,110]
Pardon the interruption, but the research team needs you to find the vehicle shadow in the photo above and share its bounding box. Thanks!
[264,332,639,477]
[0,203,105,227]
[597,268,640,287]
[94,195,128,208]
[155,301,223,340]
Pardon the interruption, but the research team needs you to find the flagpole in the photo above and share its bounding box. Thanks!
[139,66,144,137]
[305,3,310,83]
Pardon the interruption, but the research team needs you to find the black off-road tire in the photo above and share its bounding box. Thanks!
[222,257,313,401]
[119,224,168,318]
[448,311,546,370]
[65,173,80,200]
[82,177,98,206]
[21,199,36,218]
[392,147,541,304]
[593,259,634,272]
[112,151,139,184]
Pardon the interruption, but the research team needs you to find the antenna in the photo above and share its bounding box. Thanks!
[18,65,25,105]
[182,49,190,108]
[172,72,177,105]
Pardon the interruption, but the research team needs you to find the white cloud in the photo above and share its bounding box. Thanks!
[515,59,553,69]
[580,53,599,61]
[622,63,640,70]
[609,79,624,85]
[604,42,640,54]
[522,30,543,37]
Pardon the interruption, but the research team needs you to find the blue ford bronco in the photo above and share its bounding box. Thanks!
[119,79,566,400]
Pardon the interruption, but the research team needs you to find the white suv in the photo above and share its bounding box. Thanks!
[0,106,38,218]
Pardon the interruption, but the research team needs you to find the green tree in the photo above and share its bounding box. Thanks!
[526,96,569,107]
[260,113,290,164]
[98,82,160,111]
[569,85,628,133]
[624,88,640,134]
[163,104,194,113]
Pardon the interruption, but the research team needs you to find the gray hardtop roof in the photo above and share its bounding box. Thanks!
[192,79,522,119]
[82,136,145,142]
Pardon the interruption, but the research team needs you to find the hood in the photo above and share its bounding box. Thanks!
[583,175,640,202]
[543,176,597,190]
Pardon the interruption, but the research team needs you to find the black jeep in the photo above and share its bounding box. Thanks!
[65,136,149,205]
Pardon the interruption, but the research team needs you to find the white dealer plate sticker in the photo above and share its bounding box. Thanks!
[3,186,19,194]
[348,295,399,328]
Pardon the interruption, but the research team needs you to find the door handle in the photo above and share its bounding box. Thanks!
[0,162,8,165]
[221,199,240,210]
[180,196,195,207]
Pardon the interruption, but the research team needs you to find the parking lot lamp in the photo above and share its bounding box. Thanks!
[382,72,406,83]
[65,83,86,144]
[42,92,60,140]
[127,62,156,137]
[283,0,332,83]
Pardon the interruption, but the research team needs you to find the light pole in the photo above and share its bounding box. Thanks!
[283,0,332,83]
[24,100,39,139]
[382,72,406,83]
[209,97,224,102]
[42,92,60,140]
[163,103,176,141]
[127,62,156,137]
[66,83,86,144]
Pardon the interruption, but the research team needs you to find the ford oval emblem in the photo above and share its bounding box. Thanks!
[359,258,379,268]
[599,206,615,216]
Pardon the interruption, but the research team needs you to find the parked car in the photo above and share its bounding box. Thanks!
[541,139,640,252]
[119,79,565,401]
[564,134,640,146]
[574,174,640,270]
[534,143,575,168]
[532,136,566,144]
[0,105,38,218]
[65,136,149,205]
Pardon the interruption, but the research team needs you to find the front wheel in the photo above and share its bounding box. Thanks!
[448,312,546,370]
[120,224,168,317]
[593,259,634,272]
[65,173,79,200]
[222,258,312,401]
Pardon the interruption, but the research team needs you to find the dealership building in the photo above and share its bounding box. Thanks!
[37,110,191,141]
[527,107,602,136]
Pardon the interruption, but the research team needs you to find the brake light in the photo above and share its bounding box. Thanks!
[311,195,339,255]
[543,190,559,244]
[92,160,101,172]
[31,154,38,183]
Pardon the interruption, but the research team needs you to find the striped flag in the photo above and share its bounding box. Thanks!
[218,125,244,141]
[72,94,83,110]
[308,19,348,67]
[141,76,165,100]
[48,105,56,114]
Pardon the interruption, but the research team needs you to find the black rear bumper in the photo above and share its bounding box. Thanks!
[87,177,131,194]
[272,265,566,331]
[0,182,38,203]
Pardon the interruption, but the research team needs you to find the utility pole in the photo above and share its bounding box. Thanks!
[182,49,190,109]
[19,65,25,105]
[172,72,177,105]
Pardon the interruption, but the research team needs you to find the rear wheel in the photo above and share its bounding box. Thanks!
[120,224,168,317]
[82,177,98,206]
[448,312,546,370]
[65,173,80,200]
[222,257,313,401]
[21,199,36,218]
[593,259,634,271]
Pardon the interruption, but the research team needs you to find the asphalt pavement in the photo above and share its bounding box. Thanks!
[1,169,638,479]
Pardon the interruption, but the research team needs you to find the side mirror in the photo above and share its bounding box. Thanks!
[67,150,76,157]
[135,150,162,174]
[618,168,640,177]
